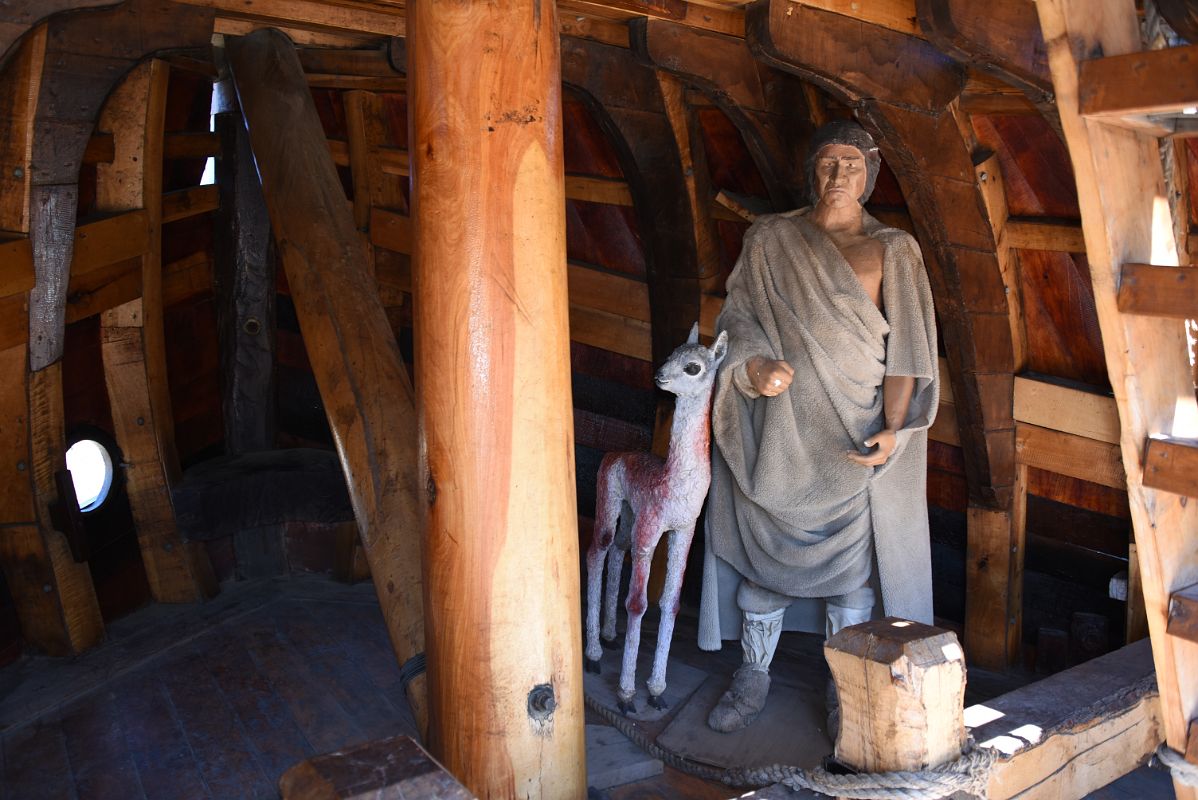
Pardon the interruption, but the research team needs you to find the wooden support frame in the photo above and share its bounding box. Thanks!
[214,104,276,455]
[0,22,103,656]
[226,27,428,735]
[1079,44,1198,122]
[1037,0,1198,792]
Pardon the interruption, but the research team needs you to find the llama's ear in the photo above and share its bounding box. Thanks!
[712,330,729,364]
[687,321,699,344]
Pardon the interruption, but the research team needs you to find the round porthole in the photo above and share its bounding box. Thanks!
[65,438,115,513]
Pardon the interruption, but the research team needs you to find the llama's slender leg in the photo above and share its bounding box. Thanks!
[586,468,621,673]
[600,544,624,645]
[646,527,693,709]
[617,524,660,714]
[584,535,610,672]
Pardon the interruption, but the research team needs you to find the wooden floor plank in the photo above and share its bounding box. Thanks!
[201,630,314,785]
[294,598,416,737]
[112,674,211,800]
[59,690,145,800]
[1,716,78,800]
[239,613,367,754]
[304,599,407,701]
[272,602,412,742]
[161,646,274,800]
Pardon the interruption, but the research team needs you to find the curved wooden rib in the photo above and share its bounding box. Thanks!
[562,34,702,366]
[631,17,805,212]
[0,0,121,70]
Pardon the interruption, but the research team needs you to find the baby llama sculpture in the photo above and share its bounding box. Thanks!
[584,324,728,714]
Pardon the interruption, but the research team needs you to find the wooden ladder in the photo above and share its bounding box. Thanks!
[1036,2,1198,797]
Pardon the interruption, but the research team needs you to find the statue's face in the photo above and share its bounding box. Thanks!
[813,143,867,209]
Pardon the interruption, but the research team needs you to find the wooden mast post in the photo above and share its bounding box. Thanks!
[410,3,586,797]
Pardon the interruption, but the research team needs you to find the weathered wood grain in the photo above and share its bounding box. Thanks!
[1118,263,1198,318]
[411,5,585,796]
[1080,44,1198,119]
[226,27,427,735]
[1036,4,1198,796]
[214,109,276,454]
[1168,582,1198,645]
[280,735,471,800]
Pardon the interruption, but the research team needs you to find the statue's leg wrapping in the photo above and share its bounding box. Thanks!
[707,581,790,733]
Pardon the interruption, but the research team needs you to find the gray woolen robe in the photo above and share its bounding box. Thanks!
[697,208,939,649]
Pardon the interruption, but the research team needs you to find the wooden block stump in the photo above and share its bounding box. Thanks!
[824,618,967,779]
[279,735,472,800]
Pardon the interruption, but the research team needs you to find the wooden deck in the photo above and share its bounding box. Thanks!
[0,575,1176,799]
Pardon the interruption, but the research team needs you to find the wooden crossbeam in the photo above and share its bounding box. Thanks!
[1013,377,1120,444]
[1118,263,1198,318]
[1169,582,1198,645]
[1080,44,1198,119]
[1015,423,1126,490]
[1006,219,1086,253]
[1142,438,1198,497]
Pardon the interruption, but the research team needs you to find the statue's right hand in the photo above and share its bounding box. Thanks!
[747,356,794,397]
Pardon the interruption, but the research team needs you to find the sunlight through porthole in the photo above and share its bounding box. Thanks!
[65,439,114,512]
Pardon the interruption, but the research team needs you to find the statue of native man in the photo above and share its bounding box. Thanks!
[699,120,940,732]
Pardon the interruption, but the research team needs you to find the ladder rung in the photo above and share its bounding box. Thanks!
[1167,582,1198,644]
[1143,438,1198,496]
[1117,263,1198,318]
[1080,44,1198,119]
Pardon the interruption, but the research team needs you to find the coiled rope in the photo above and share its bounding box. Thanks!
[584,691,996,799]
[1155,745,1198,788]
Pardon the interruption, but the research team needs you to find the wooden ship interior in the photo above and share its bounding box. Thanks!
[0,0,1196,798]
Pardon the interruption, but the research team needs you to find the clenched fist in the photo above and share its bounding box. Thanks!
[746,356,795,397]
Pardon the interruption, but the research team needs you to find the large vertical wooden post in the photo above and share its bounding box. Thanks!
[410,4,586,797]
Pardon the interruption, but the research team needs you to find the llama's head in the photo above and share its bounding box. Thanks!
[654,324,729,398]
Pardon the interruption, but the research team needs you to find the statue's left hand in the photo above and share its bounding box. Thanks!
[846,429,897,467]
